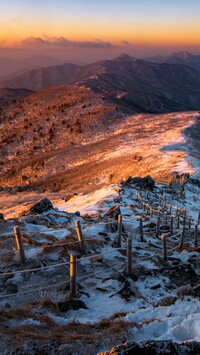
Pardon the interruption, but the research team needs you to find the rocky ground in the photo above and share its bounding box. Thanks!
[0,175,199,354]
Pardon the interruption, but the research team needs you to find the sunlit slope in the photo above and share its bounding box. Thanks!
[0,86,199,193]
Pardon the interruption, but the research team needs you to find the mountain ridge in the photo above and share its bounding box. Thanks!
[144,51,200,72]
[2,53,200,114]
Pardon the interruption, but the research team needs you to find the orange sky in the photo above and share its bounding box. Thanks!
[1,0,200,60]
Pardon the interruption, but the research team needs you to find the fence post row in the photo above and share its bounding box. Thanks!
[75,220,85,253]
[8,187,198,301]
[14,226,26,264]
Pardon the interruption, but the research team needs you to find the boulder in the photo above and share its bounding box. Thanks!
[0,283,18,294]
[58,299,87,312]
[155,296,178,307]
[126,176,143,184]
[29,198,54,214]
[142,175,155,189]
[163,263,198,287]
[125,175,155,189]
[102,340,200,355]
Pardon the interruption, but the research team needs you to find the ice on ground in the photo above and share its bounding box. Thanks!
[127,298,200,343]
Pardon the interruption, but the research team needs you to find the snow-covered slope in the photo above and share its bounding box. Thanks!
[0,176,200,354]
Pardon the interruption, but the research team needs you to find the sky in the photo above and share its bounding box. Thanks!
[1,0,200,63]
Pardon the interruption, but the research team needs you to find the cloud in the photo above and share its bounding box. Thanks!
[22,36,115,48]
[122,40,131,45]
[22,37,47,45]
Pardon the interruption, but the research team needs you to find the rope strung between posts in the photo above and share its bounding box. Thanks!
[0,261,125,299]
[0,247,124,277]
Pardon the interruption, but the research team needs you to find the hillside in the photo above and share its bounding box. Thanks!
[0,63,82,91]
[0,84,122,191]
[0,88,200,213]
[2,54,200,113]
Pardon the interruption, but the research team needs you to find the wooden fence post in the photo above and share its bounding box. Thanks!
[175,206,178,218]
[177,212,180,229]
[156,215,160,238]
[116,214,122,247]
[183,207,186,226]
[198,212,200,225]
[194,225,198,247]
[162,234,167,264]
[188,217,191,230]
[69,253,77,298]
[14,226,26,264]
[179,226,185,249]
[126,237,132,276]
[169,203,172,215]
[170,216,173,237]
[139,218,144,242]
[75,220,85,253]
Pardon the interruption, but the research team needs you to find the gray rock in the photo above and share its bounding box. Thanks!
[58,299,87,312]
[155,296,178,307]
[106,340,200,354]
[142,175,155,189]
[0,283,18,294]
[29,198,54,214]
[125,175,155,189]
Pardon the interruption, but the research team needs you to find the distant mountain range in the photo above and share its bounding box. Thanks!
[144,51,200,72]
[0,56,67,80]
[1,52,200,113]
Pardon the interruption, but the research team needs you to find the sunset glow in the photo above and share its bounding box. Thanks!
[1,0,200,60]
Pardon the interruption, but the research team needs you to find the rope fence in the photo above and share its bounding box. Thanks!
[0,182,199,301]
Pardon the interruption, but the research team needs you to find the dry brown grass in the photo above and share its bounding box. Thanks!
[0,301,139,351]
[142,317,161,325]
[1,251,16,262]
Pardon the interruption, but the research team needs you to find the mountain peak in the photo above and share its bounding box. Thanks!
[113,53,135,61]
[172,51,192,60]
